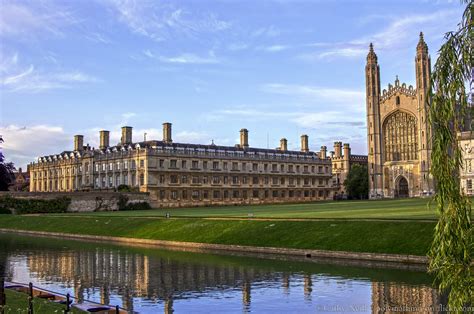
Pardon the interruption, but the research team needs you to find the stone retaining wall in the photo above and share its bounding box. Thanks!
[0,191,150,212]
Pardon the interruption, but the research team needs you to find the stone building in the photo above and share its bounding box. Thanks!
[29,124,333,207]
[326,142,368,199]
[9,167,30,191]
[459,131,474,196]
[366,33,434,199]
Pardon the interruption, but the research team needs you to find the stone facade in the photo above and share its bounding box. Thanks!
[459,131,474,196]
[366,33,434,199]
[326,142,368,198]
[29,124,334,207]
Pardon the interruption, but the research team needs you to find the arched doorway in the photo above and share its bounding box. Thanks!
[396,176,409,198]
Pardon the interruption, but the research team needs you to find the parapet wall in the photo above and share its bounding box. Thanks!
[0,191,150,212]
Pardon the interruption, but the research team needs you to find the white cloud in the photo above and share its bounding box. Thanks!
[251,25,280,38]
[104,0,231,41]
[143,50,221,65]
[302,9,459,61]
[0,125,70,169]
[261,83,365,109]
[260,45,289,52]
[0,2,79,38]
[0,53,100,93]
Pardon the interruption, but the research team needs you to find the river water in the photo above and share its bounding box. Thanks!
[0,233,445,313]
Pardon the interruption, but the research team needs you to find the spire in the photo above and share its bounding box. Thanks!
[417,31,428,54]
[367,43,377,63]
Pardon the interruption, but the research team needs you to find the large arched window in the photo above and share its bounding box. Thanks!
[383,111,418,162]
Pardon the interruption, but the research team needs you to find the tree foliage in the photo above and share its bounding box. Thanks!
[343,164,369,199]
[0,136,15,191]
[427,1,473,310]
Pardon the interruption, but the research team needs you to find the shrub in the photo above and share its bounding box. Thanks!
[117,184,132,192]
[0,195,71,214]
[117,194,151,211]
[0,205,11,214]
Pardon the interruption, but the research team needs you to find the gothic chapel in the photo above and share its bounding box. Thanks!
[366,32,434,198]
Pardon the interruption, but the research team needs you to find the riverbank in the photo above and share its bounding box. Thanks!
[2,289,84,313]
[0,215,435,261]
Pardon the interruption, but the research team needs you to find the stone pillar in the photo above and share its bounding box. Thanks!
[301,135,309,153]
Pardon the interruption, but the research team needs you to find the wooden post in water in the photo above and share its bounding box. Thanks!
[28,282,33,314]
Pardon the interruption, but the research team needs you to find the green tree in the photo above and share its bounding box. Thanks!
[343,164,368,199]
[427,1,472,310]
[0,136,15,191]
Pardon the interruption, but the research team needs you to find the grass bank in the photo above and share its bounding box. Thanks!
[0,215,435,256]
[69,197,453,219]
[2,289,84,313]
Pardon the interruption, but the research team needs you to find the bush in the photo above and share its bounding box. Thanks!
[0,205,11,214]
[0,195,71,214]
[117,194,151,211]
[116,184,132,192]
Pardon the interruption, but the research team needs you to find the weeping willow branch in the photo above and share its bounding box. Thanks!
[427,1,473,311]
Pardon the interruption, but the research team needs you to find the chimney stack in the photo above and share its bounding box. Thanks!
[163,122,172,143]
[280,138,288,151]
[99,130,110,150]
[240,129,249,149]
[121,126,133,145]
[320,146,327,159]
[343,143,351,170]
[334,141,342,158]
[74,135,84,151]
[301,135,309,153]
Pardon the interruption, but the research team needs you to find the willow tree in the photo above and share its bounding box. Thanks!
[428,1,473,310]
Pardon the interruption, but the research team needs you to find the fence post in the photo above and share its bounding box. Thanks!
[64,293,70,313]
[28,282,33,314]
[0,277,5,314]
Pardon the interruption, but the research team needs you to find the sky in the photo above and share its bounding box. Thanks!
[0,0,465,169]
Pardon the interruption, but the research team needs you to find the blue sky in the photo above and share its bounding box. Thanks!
[0,0,464,168]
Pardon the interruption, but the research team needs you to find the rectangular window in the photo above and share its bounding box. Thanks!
[232,176,239,184]
[192,190,200,200]
[252,163,258,171]
[140,160,144,168]
[192,160,199,169]
[109,163,113,171]
[272,164,278,172]
[170,160,177,168]
[192,176,200,184]
[171,191,178,200]
[181,175,187,184]
[304,165,308,173]
[242,162,246,171]
[223,162,228,170]
[252,190,259,198]
[203,161,208,169]
[213,161,219,170]
[124,176,128,185]
[318,166,323,173]
[232,162,239,171]
[264,164,268,171]
[288,165,294,172]
[181,160,187,169]
[252,177,259,184]
[467,179,472,190]
[213,190,220,199]
[159,159,164,168]
[159,175,165,184]
[223,176,228,184]
[202,176,208,184]
[170,175,178,184]
[212,176,220,184]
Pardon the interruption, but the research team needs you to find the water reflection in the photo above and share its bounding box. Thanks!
[0,233,445,313]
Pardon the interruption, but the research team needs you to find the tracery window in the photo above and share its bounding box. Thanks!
[383,111,418,162]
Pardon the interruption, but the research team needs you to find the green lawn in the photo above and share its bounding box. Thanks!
[0,215,436,256]
[1,289,84,313]
[66,197,454,220]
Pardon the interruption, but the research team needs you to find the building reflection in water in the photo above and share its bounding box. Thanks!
[3,247,445,313]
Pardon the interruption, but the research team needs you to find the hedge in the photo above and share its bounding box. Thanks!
[0,196,71,214]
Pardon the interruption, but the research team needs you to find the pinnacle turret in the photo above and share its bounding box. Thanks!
[367,43,378,63]
[417,31,428,55]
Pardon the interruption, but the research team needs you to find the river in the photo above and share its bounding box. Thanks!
[0,233,445,313]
